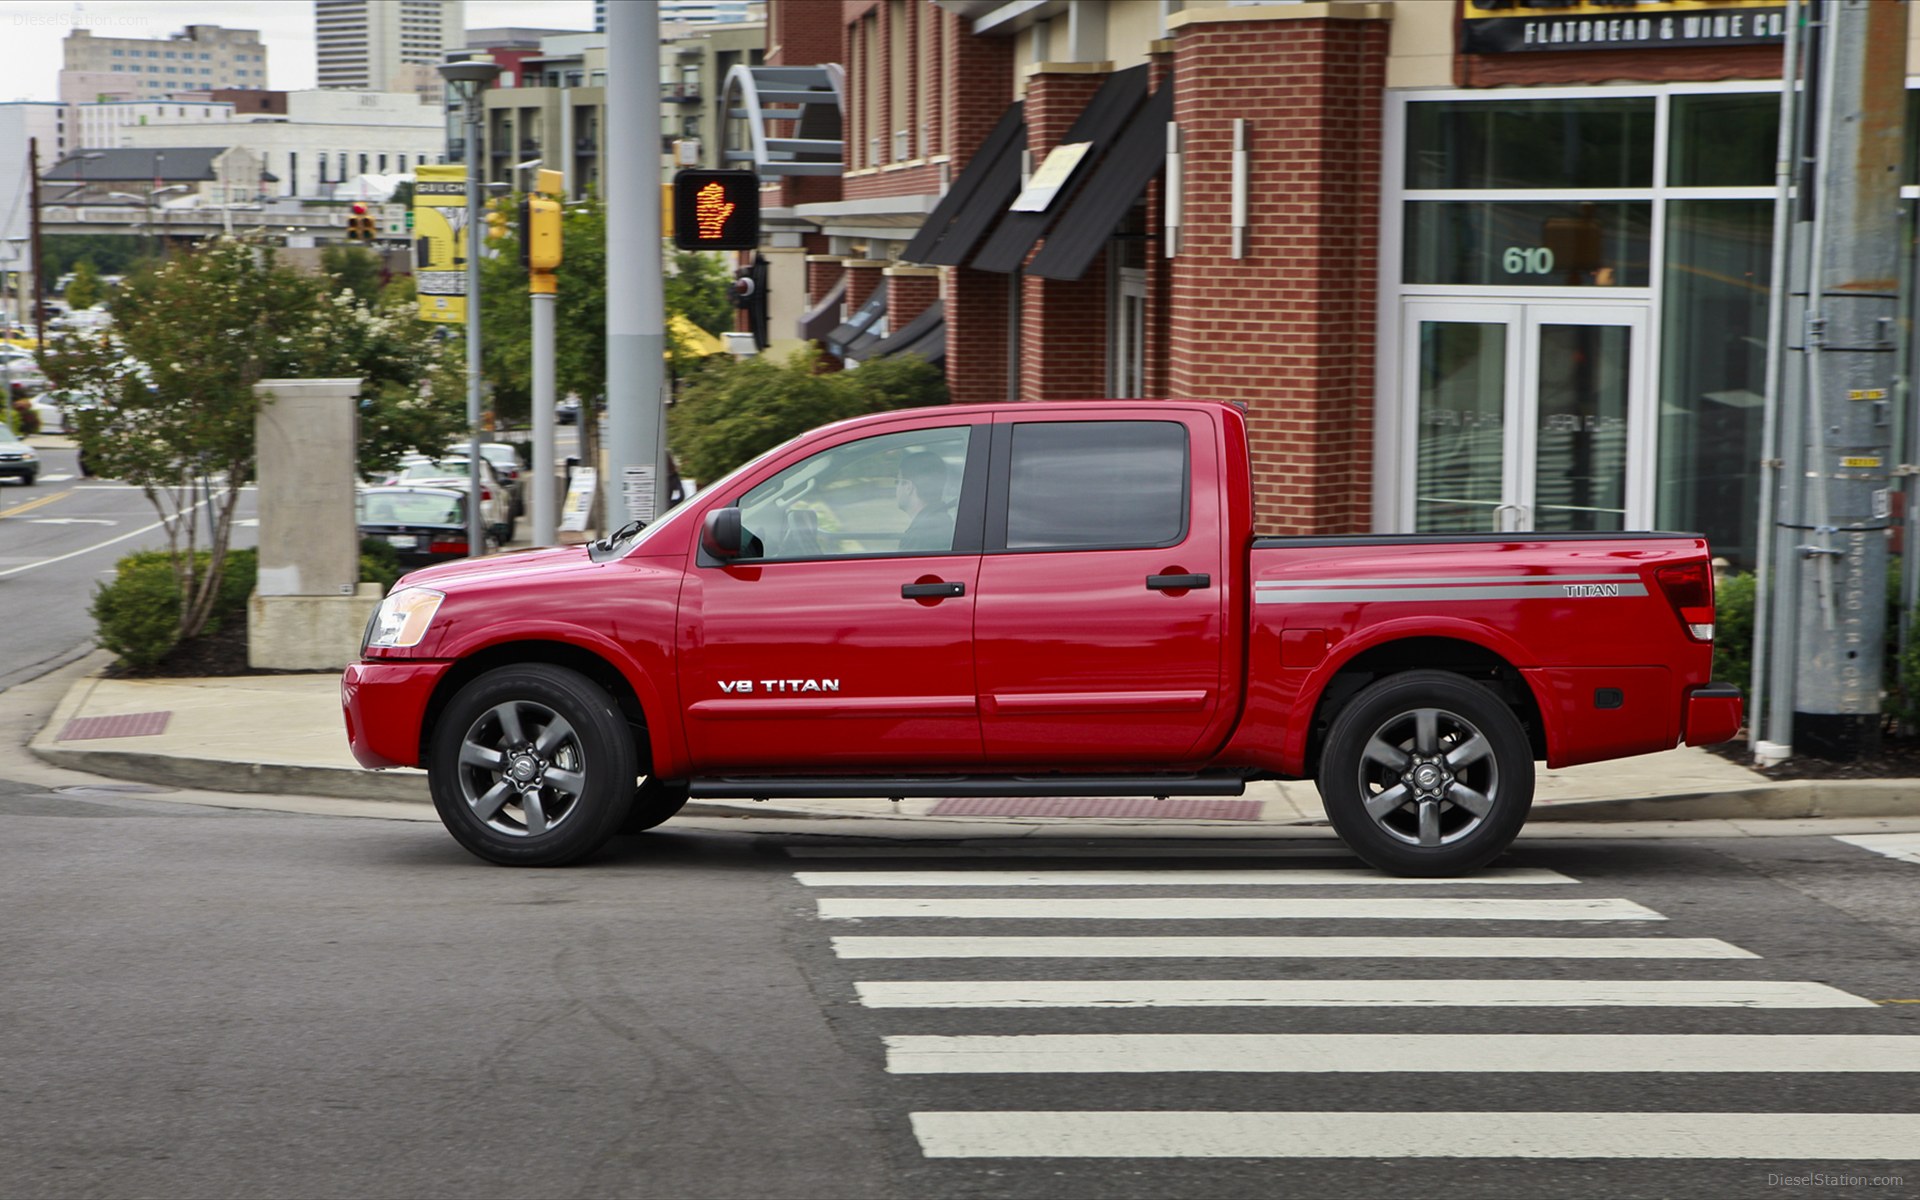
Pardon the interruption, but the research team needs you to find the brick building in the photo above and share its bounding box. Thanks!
[736,0,1920,557]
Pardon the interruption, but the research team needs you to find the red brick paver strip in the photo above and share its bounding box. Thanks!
[57,711,172,742]
[927,797,1262,821]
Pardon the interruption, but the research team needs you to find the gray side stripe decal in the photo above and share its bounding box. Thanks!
[1255,583,1651,604]
[1255,574,1645,589]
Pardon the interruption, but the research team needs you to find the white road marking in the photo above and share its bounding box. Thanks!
[36,473,74,482]
[1835,833,1920,865]
[908,1111,1920,1159]
[27,517,115,525]
[883,1033,1920,1074]
[832,936,1756,959]
[794,868,1576,887]
[853,978,1876,1009]
[815,897,1661,921]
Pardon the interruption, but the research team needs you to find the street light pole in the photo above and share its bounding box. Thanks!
[439,59,502,559]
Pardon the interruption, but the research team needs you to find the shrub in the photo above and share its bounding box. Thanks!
[1712,570,1755,692]
[359,537,403,594]
[669,348,948,483]
[92,556,185,667]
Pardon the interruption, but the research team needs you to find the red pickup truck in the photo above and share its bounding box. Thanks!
[342,400,1741,876]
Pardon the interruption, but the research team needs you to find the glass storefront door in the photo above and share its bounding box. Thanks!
[1404,301,1649,533]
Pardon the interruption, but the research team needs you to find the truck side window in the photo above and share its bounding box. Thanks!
[1004,420,1189,550]
[734,426,972,560]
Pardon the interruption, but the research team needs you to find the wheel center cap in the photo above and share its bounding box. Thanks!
[1412,763,1444,791]
[508,753,541,784]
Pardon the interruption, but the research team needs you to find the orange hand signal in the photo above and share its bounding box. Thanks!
[695,181,736,240]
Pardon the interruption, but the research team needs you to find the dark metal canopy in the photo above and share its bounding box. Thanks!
[1027,82,1173,281]
[970,64,1149,274]
[867,299,945,366]
[901,102,1025,266]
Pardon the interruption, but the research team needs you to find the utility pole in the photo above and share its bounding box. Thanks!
[606,0,670,531]
[439,59,502,558]
[28,138,44,357]
[1757,0,1909,763]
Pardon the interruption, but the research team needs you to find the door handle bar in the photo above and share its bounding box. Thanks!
[1147,573,1210,590]
[902,581,965,598]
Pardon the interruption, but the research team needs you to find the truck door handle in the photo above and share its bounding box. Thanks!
[902,581,965,598]
[1147,573,1210,591]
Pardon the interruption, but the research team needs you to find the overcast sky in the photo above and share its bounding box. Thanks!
[0,0,599,103]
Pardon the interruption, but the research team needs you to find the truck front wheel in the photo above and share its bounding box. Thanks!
[1316,670,1533,877]
[429,663,637,866]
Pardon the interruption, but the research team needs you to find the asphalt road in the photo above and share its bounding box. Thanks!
[0,443,258,689]
[3,794,1918,1200]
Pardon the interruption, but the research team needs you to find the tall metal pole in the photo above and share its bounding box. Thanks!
[606,0,669,531]
[532,290,558,544]
[464,90,487,557]
[28,138,44,358]
[1782,0,1907,760]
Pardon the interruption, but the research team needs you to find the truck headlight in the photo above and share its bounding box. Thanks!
[366,587,445,650]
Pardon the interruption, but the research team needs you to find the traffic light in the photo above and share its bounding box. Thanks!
[732,253,769,350]
[671,169,758,251]
[348,202,374,243]
[485,200,511,247]
[518,195,562,273]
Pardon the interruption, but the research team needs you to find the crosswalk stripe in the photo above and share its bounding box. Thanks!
[908,1111,1920,1159]
[815,897,1661,921]
[884,1033,1920,1074]
[854,978,1876,1009]
[1836,833,1920,865]
[794,867,1577,887]
[832,935,1755,959]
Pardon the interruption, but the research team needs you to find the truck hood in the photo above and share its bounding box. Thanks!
[397,544,594,590]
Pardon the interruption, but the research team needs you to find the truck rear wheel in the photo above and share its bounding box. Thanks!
[429,663,636,866]
[1316,670,1533,877]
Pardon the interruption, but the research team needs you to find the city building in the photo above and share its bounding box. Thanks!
[41,145,270,208]
[751,0,1920,566]
[316,0,466,91]
[59,25,268,105]
[0,104,67,245]
[78,91,442,200]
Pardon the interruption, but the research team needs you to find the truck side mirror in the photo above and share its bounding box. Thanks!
[701,507,744,560]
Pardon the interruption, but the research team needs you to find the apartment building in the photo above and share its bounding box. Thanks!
[60,25,268,105]
[316,0,467,91]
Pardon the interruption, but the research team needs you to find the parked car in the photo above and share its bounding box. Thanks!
[448,440,524,518]
[344,399,1741,874]
[382,455,514,543]
[357,485,492,567]
[0,423,38,485]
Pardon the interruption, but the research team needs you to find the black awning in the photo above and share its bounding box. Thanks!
[797,273,847,343]
[1027,83,1172,282]
[864,299,945,365]
[970,65,1150,275]
[825,276,887,359]
[902,102,1025,266]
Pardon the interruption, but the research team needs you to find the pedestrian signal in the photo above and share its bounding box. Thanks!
[671,169,758,251]
[519,195,562,272]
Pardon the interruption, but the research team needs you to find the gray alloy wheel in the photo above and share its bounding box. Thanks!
[429,663,636,866]
[1317,670,1533,877]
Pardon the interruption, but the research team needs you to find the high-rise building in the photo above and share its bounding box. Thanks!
[60,25,268,105]
[315,0,467,91]
[600,2,760,32]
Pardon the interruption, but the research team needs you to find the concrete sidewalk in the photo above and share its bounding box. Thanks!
[24,652,1920,825]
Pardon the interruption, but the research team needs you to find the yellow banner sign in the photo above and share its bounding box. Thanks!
[414,164,467,324]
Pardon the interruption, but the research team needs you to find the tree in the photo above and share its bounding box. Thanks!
[63,259,104,311]
[42,238,462,646]
[320,244,384,308]
[665,250,732,337]
[668,347,947,483]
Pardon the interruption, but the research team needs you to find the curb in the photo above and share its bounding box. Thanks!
[23,742,1920,825]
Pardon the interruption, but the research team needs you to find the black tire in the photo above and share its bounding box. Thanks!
[621,776,691,834]
[1315,670,1533,877]
[497,514,516,545]
[20,471,32,487]
[429,663,637,866]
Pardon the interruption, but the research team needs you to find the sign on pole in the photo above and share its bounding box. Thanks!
[671,169,759,251]
[413,164,468,324]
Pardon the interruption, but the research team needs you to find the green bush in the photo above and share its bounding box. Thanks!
[359,537,403,594]
[668,348,948,483]
[91,556,185,667]
[1711,570,1755,691]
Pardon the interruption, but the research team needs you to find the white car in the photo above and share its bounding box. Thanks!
[382,455,515,544]
[446,440,524,517]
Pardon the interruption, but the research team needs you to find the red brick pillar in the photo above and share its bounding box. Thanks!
[1018,70,1108,403]
[1144,46,1176,401]
[843,259,885,312]
[934,18,1015,406]
[942,14,1013,168]
[1168,12,1387,535]
[885,266,940,328]
[807,255,845,307]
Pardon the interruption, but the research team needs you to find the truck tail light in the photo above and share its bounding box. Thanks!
[1656,561,1715,642]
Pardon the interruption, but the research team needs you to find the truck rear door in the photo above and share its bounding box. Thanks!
[973,409,1231,764]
